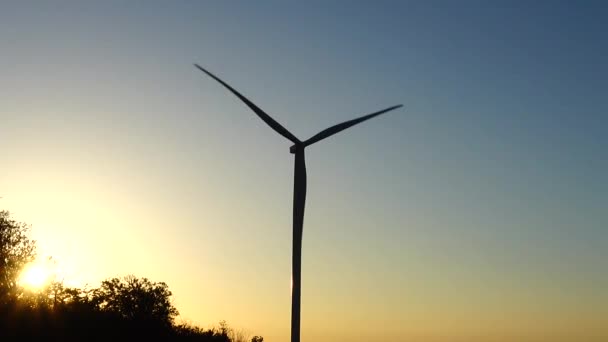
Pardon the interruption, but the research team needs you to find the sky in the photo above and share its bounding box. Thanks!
[1,1,607,341]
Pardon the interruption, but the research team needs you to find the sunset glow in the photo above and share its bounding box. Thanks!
[19,263,53,290]
[1,2,607,342]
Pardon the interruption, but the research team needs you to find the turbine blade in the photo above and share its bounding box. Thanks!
[194,64,300,144]
[303,104,403,147]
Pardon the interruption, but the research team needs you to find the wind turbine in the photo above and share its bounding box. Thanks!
[195,64,402,342]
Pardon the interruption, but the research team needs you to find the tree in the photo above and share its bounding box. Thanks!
[92,275,178,326]
[0,210,36,304]
[43,280,93,309]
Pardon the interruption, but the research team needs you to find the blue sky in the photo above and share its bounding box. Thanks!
[1,1,607,341]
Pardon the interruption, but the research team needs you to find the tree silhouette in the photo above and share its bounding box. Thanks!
[92,275,179,326]
[41,280,93,309]
[0,210,36,304]
[0,211,262,341]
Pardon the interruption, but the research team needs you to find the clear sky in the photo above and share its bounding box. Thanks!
[1,1,607,341]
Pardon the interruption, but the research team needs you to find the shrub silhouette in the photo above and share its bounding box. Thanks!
[0,210,262,341]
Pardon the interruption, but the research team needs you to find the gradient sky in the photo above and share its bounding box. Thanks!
[1,1,607,341]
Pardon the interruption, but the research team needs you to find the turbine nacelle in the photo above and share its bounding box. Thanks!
[290,144,303,154]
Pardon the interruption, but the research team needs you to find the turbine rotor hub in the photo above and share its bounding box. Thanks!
[290,144,304,154]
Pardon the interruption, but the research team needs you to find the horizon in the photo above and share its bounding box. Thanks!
[1,2,607,341]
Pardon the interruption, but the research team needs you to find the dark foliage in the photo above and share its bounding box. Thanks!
[0,210,36,304]
[92,275,179,326]
[0,211,261,342]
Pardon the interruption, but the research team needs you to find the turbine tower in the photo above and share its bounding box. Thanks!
[195,64,402,342]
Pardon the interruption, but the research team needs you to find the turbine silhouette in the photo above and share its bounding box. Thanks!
[195,64,402,342]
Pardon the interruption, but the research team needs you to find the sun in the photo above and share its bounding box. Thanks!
[19,263,53,290]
